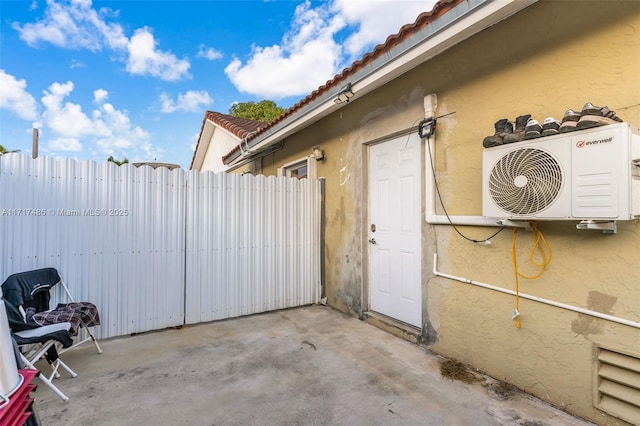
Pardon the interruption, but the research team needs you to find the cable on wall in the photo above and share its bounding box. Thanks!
[425,131,506,244]
[510,221,552,328]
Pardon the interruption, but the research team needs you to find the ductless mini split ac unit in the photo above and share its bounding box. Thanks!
[483,122,640,221]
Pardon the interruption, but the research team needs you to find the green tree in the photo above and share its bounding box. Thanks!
[229,100,285,123]
[0,144,19,154]
[107,156,129,166]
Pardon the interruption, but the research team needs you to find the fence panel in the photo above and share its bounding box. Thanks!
[0,154,321,339]
[0,155,186,338]
[184,172,321,324]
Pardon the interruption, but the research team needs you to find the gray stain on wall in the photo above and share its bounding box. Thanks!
[571,291,618,336]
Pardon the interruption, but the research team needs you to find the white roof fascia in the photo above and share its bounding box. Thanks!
[194,118,251,171]
[191,120,216,171]
[225,0,538,166]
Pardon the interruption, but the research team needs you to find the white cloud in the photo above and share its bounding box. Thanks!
[41,81,94,137]
[225,1,344,99]
[70,59,86,69]
[197,45,223,61]
[159,90,213,113]
[47,137,82,151]
[92,101,151,152]
[13,0,128,51]
[93,88,108,103]
[331,0,436,58]
[225,0,436,99]
[126,27,191,81]
[189,131,199,151]
[13,0,190,81]
[0,70,39,121]
[36,79,158,160]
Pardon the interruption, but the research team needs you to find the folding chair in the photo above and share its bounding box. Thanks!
[3,298,77,402]
[1,267,102,355]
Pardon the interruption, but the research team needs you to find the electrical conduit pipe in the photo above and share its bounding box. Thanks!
[423,94,502,227]
[431,253,640,329]
[422,96,639,329]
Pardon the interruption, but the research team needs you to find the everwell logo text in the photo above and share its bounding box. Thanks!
[575,136,613,148]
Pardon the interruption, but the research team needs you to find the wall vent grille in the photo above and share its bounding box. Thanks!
[593,345,640,425]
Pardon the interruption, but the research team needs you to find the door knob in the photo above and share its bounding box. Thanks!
[368,238,377,244]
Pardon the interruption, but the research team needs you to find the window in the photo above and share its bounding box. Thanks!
[277,156,316,179]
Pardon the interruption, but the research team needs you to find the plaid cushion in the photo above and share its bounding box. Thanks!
[29,302,100,336]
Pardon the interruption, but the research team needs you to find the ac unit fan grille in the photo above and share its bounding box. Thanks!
[489,147,563,216]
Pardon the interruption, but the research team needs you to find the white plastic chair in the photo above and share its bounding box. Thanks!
[14,322,78,402]
[3,299,77,402]
[1,267,102,355]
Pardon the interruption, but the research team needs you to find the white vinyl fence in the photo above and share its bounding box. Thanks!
[0,154,321,339]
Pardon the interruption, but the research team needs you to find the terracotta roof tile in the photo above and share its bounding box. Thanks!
[217,0,462,166]
[206,111,264,138]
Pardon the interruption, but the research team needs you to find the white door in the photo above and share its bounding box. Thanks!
[368,134,422,328]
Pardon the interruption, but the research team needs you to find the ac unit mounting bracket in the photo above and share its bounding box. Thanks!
[576,220,617,234]
[495,219,532,230]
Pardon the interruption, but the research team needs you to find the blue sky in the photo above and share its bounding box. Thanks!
[1,0,436,169]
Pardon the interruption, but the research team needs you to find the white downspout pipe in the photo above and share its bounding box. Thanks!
[423,94,502,227]
[432,253,640,329]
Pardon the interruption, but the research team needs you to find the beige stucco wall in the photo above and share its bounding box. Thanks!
[250,1,640,424]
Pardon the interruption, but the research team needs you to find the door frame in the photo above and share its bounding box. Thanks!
[364,131,423,329]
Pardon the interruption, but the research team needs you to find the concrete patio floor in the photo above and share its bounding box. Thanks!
[32,305,594,426]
